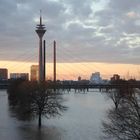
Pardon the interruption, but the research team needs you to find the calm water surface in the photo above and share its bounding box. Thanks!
[0,90,111,140]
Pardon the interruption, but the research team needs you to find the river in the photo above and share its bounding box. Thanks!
[0,89,111,140]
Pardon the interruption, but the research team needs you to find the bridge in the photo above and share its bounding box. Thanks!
[1,80,140,91]
[46,83,140,93]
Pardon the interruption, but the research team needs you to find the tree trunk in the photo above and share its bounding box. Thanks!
[115,102,118,109]
[38,113,42,129]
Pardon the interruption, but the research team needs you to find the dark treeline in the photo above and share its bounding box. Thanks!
[7,79,67,128]
[106,79,136,109]
[102,79,140,140]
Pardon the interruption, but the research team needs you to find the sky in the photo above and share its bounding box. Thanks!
[0,0,140,80]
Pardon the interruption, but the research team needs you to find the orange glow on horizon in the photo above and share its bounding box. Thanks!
[0,61,140,80]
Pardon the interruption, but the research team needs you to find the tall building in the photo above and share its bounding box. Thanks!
[0,68,8,80]
[78,76,81,81]
[10,73,29,80]
[111,74,120,81]
[30,65,39,81]
[36,11,46,82]
[90,72,102,84]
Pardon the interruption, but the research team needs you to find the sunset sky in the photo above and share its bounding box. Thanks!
[0,0,140,80]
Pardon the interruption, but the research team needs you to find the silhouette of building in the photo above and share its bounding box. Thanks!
[10,73,29,80]
[111,74,120,81]
[36,11,46,82]
[90,72,102,84]
[0,68,8,80]
[30,65,39,81]
[78,76,81,81]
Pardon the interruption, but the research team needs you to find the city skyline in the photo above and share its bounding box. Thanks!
[0,0,140,80]
[0,61,139,80]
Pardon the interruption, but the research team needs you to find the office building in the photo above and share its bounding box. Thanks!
[0,68,8,80]
[10,73,29,80]
[30,65,39,81]
[90,72,102,84]
[111,74,120,81]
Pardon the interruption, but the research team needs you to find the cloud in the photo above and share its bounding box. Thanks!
[109,0,140,12]
[0,0,139,65]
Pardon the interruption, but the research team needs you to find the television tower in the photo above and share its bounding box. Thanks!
[36,11,46,82]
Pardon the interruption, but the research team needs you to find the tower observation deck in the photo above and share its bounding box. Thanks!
[36,11,46,82]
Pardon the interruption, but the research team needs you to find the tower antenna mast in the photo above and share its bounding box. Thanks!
[40,10,42,25]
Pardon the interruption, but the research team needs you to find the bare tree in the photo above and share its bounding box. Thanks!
[106,80,135,109]
[106,89,123,109]
[8,81,67,128]
[102,92,140,140]
[30,83,67,128]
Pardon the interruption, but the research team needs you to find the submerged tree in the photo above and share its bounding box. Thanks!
[106,89,123,109]
[102,91,140,140]
[106,80,135,109]
[8,81,67,128]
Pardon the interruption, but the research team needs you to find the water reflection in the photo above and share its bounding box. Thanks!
[17,124,62,140]
[0,90,111,140]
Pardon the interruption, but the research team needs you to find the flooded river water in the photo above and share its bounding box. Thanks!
[0,90,111,140]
